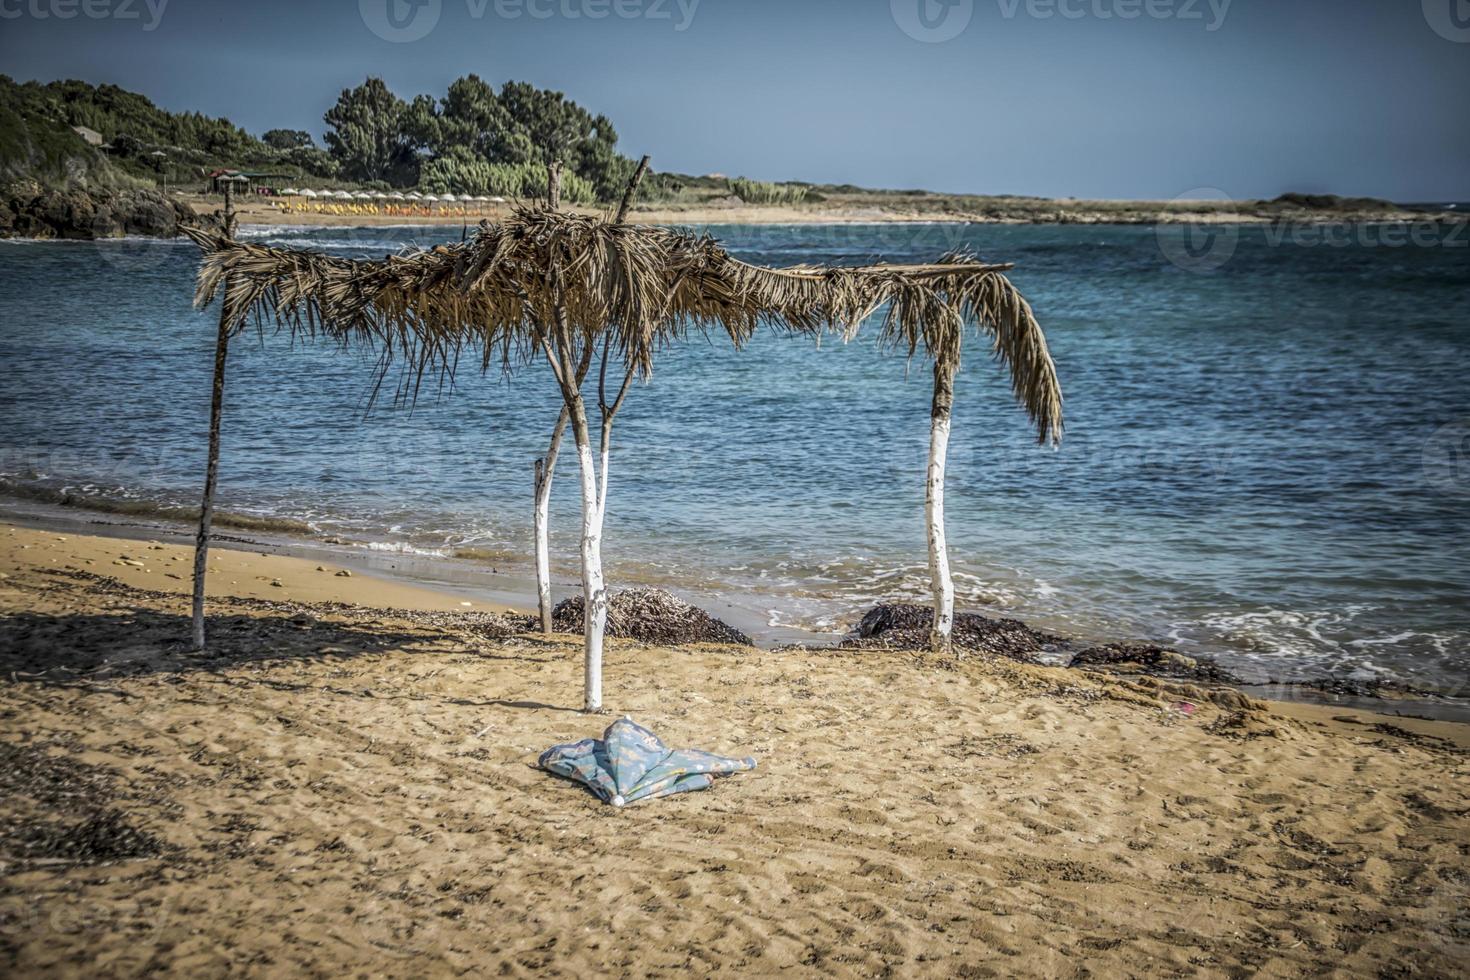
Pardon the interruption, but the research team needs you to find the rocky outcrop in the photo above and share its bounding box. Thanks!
[1068,643,1239,684]
[839,602,1058,662]
[0,181,193,240]
[551,589,752,647]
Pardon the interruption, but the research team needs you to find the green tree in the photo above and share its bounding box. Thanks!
[498,81,599,165]
[262,129,314,150]
[323,77,418,185]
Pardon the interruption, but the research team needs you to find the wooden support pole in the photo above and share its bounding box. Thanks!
[614,155,651,224]
[191,180,234,650]
[548,160,562,210]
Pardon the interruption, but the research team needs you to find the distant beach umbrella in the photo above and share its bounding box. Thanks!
[371,191,387,199]
[389,192,406,200]
[474,195,491,202]
[334,190,353,200]
[406,191,422,200]
[281,188,299,196]
[353,191,372,200]
[299,189,317,198]
[490,196,507,203]
[439,193,457,203]
[422,194,440,202]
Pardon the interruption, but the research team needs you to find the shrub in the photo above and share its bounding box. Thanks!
[729,177,810,206]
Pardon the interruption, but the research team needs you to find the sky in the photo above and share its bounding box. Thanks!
[2,0,1467,201]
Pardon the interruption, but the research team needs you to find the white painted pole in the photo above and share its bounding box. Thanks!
[927,361,956,656]
[533,408,568,634]
[570,415,607,712]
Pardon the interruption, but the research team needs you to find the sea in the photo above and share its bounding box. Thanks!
[1,217,1467,689]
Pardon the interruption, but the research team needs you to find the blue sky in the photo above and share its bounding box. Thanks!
[2,0,1467,200]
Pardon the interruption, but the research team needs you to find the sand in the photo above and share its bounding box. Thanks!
[196,195,1447,233]
[2,523,1467,977]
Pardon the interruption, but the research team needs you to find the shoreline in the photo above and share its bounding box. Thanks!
[4,510,1466,728]
[2,191,1460,241]
[0,496,823,648]
[211,195,1462,230]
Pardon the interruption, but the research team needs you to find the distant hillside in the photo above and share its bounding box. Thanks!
[0,76,124,189]
[0,75,1456,237]
[0,76,196,238]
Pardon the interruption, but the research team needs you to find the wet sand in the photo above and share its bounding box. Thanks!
[1,523,1467,976]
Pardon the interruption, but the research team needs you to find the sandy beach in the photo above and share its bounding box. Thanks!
[195,194,1454,232]
[2,522,1466,976]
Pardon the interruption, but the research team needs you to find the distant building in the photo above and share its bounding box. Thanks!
[72,126,104,146]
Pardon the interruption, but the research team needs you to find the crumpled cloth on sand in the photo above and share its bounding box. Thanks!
[538,717,756,807]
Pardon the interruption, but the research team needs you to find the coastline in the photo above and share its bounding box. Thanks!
[206,194,1460,230]
[3,190,1459,241]
[4,511,1466,728]
[0,498,824,648]
[2,518,1466,974]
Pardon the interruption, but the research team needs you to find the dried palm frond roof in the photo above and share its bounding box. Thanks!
[183,207,1062,442]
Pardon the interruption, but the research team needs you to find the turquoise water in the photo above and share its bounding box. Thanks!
[1,221,1467,686]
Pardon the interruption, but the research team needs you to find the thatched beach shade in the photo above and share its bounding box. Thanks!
[183,206,1060,704]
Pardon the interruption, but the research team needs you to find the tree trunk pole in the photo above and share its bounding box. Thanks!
[530,155,649,643]
[564,386,606,712]
[613,155,651,223]
[191,181,234,650]
[534,407,569,634]
[927,359,956,657]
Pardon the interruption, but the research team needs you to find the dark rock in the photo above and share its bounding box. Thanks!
[839,602,1057,662]
[552,588,752,647]
[1068,643,1239,683]
[0,185,190,239]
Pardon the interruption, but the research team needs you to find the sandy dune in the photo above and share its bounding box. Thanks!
[1,525,1466,977]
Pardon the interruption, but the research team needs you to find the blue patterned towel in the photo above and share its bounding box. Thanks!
[539,717,757,807]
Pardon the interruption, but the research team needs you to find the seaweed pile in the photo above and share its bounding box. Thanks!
[551,589,752,647]
[837,602,1061,662]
